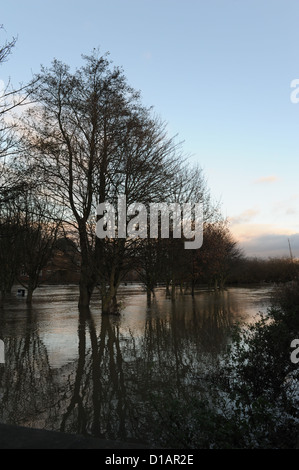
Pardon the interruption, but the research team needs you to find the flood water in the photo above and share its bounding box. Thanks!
[0,284,273,447]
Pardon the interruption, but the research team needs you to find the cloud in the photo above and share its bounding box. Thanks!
[238,232,299,258]
[229,222,299,258]
[231,223,293,241]
[253,175,279,184]
[272,194,299,218]
[286,208,297,215]
[229,208,259,225]
[143,51,152,61]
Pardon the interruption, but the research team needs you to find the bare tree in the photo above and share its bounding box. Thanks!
[136,163,221,299]
[16,191,63,304]
[193,220,242,290]
[0,26,38,204]
[0,25,17,64]
[0,26,33,159]
[22,51,182,312]
[0,201,22,303]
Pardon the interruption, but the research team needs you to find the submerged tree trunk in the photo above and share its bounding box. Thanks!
[78,281,93,309]
[78,222,96,309]
[102,295,119,315]
[78,263,95,309]
[147,288,152,306]
[100,265,119,315]
[26,286,33,305]
[171,278,176,301]
[191,280,195,298]
[101,285,119,315]
[165,281,171,297]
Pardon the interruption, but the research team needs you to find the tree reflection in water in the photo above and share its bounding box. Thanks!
[0,287,266,447]
[0,306,56,427]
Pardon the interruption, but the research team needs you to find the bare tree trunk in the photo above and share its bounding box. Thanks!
[101,285,119,315]
[171,277,176,301]
[78,256,96,308]
[165,282,171,297]
[78,278,94,309]
[26,286,33,305]
[147,288,152,306]
[78,223,96,308]
[191,279,195,297]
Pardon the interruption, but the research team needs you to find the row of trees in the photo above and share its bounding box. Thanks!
[229,256,299,284]
[0,30,241,312]
[136,219,242,300]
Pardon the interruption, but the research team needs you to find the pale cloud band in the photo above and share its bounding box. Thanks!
[238,232,299,258]
[253,175,279,184]
[229,208,260,225]
[229,220,299,258]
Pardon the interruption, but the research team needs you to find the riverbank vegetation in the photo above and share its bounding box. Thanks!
[148,279,299,448]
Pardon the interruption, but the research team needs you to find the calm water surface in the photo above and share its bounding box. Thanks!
[0,284,273,446]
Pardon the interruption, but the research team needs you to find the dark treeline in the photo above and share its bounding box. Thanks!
[228,256,299,285]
